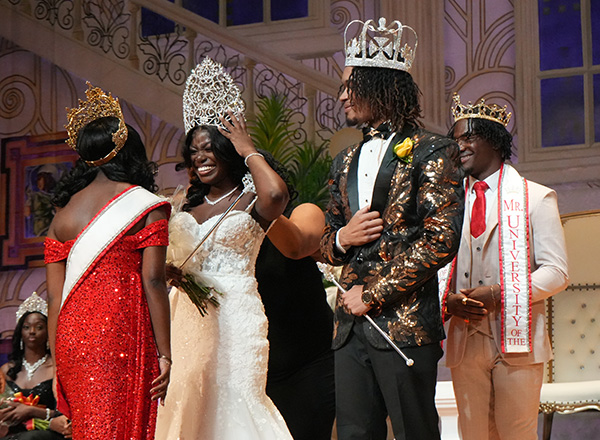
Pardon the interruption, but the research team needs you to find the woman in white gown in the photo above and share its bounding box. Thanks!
[155,106,292,440]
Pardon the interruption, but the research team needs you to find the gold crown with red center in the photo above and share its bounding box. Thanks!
[344,17,417,72]
[451,93,512,127]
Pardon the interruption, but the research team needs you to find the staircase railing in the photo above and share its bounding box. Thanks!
[2,0,344,143]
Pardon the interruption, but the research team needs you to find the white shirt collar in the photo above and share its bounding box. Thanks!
[468,167,501,194]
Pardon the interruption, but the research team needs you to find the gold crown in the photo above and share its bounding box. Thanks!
[451,93,511,127]
[65,82,128,166]
[16,292,48,323]
[344,17,417,72]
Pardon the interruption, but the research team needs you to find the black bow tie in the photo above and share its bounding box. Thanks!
[362,123,393,142]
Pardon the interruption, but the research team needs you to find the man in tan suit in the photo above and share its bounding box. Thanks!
[443,94,568,440]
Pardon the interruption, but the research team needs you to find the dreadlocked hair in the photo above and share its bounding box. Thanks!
[448,118,513,161]
[348,67,423,130]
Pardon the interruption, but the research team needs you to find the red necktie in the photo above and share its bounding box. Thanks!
[470,181,489,238]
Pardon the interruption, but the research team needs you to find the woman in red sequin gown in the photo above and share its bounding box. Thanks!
[44,113,171,440]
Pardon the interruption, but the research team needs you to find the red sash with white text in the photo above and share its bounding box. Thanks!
[498,164,532,353]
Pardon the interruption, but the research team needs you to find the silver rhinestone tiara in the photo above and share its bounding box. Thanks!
[16,292,48,323]
[344,17,418,72]
[183,58,246,134]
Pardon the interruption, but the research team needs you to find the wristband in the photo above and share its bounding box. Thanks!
[158,355,172,365]
[244,152,264,167]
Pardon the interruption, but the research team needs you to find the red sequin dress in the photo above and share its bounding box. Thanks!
[44,214,169,440]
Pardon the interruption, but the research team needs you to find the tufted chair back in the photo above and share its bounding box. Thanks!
[539,210,600,440]
[547,285,600,383]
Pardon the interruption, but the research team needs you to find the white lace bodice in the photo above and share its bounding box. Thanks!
[167,209,265,279]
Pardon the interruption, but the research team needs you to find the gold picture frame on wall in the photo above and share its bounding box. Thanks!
[0,132,77,270]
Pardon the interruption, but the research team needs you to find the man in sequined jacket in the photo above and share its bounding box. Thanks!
[320,17,464,440]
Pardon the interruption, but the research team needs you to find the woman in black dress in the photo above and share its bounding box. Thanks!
[255,156,335,440]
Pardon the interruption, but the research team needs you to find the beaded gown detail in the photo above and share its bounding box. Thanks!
[44,216,169,440]
[156,209,292,440]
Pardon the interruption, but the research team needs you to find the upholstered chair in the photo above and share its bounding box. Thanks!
[539,211,600,440]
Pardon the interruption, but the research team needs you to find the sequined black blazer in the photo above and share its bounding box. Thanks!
[321,126,464,350]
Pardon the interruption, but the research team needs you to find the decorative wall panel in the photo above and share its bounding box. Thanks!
[444,0,516,152]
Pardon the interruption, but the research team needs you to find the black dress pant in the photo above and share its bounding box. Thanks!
[266,350,335,440]
[335,321,442,440]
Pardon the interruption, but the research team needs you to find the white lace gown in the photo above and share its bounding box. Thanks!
[155,209,292,440]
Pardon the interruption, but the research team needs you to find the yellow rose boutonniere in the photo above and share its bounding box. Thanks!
[393,137,414,164]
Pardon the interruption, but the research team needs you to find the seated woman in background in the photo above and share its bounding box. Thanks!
[0,292,71,439]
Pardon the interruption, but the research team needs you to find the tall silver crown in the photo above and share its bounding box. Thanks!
[16,292,48,323]
[344,17,417,72]
[183,58,245,134]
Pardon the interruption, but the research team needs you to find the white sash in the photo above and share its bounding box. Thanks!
[61,186,165,309]
[498,164,532,353]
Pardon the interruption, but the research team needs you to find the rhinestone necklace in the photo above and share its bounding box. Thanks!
[204,186,239,206]
[23,354,48,381]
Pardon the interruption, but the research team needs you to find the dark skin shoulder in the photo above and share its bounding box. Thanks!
[49,171,164,243]
[49,172,133,242]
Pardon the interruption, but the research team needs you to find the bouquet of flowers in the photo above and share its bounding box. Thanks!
[178,273,222,317]
[1,392,51,431]
[25,418,50,431]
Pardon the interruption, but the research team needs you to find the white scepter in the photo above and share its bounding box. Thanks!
[317,262,414,367]
[179,172,255,270]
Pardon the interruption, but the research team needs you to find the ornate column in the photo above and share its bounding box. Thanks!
[243,58,257,120]
[185,29,197,73]
[128,2,140,70]
[72,0,84,41]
